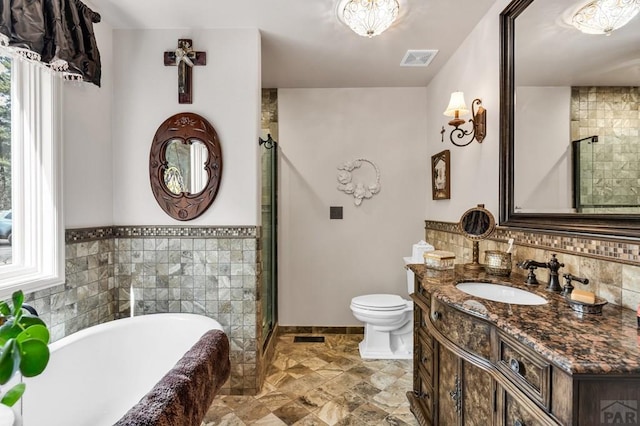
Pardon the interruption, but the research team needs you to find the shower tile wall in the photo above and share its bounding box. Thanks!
[571,86,640,213]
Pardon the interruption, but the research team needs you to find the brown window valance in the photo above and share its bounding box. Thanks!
[0,0,102,86]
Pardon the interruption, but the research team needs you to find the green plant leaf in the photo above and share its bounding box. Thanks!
[18,339,50,377]
[17,325,49,345]
[0,382,25,407]
[10,291,23,315]
[0,321,20,346]
[0,302,9,317]
[11,309,21,324]
[18,316,45,329]
[0,339,20,385]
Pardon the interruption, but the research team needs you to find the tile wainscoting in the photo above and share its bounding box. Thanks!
[425,220,640,311]
[25,238,117,343]
[24,225,272,396]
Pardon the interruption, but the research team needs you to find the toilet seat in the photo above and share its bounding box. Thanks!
[351,294,409,311]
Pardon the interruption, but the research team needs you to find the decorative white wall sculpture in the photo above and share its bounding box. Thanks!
[337,159,381,206]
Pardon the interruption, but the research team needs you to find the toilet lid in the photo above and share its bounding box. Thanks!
[351,294,408,311]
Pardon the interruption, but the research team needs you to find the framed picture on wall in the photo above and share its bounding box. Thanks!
[431,150,450,200]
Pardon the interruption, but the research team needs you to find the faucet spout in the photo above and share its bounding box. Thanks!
[546,254,564,293]
[518,260,548,270]
[517,254,564,292]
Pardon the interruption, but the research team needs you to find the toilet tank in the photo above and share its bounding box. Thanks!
[403,257,415,294]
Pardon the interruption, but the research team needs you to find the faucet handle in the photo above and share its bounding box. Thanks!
[549,254,565,269]
[561,273,589,297]
[524,265,539,286]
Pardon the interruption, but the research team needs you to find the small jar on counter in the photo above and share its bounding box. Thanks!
[423,250,456,270]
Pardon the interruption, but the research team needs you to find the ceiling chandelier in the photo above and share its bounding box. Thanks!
[339,0,400,38]
[571,0,640,35]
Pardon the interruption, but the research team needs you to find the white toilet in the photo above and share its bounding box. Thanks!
[349,257,416,359]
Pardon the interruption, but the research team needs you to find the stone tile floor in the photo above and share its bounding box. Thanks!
[202,333,419,425]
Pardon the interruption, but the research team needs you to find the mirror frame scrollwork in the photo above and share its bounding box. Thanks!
[149,112,223,221]
[499,0,640,239]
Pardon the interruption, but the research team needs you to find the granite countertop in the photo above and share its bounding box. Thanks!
[408,264,640,375]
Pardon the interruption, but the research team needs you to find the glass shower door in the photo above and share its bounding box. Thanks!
[260,140,277,347]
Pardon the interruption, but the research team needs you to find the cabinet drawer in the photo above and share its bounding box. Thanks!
[417,371,434,419]
[417,334,435,386]
[429,298,491,360]
[496,333,551,409]
[418,327,434,351]
[500,386,556,426]
[417,284,431,303]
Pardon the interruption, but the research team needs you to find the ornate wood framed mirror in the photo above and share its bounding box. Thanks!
[149,112,223,221]
[499,0,640,239]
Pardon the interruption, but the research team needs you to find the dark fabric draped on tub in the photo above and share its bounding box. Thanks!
[115,329,231,426]
[0,0,101,86]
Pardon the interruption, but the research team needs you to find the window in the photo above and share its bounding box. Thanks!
[0,50,64,298]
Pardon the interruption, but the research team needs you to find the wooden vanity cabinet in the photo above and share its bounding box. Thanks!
[409,284,494,426]
[407,268,640,426]
[409,281,564,426]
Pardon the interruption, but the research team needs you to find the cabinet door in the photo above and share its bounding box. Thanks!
[462,360,494,426]
[438,344,462,426]
[437,344,495,426]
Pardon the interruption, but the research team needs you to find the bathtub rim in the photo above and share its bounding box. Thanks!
[48,313,225,351]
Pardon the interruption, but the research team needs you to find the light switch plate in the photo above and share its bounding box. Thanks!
[330,206,343,220]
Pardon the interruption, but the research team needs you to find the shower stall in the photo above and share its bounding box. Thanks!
[572,134,640,214]
[260,136,277,347]
[571,86,640,214]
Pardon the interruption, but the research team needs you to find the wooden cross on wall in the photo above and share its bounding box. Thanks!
[164,39,206,104]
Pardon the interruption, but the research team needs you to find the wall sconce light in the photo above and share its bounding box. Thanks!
[443,91,486,147]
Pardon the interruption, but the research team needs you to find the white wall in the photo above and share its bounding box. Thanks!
[112,29,261,226]
[425,0,511,223]
[63,18,114,228]
[514,86,572,212]
[278,88,428,326]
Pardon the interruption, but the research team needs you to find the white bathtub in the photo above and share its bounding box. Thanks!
[20,313,224,426]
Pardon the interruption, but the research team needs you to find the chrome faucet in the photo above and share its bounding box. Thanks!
[517,254,565,292]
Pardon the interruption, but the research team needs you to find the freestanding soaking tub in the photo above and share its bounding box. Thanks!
[19,313,226,426]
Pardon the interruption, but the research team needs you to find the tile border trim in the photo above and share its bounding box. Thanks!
[425,220,640,265]
[66,225,259,243]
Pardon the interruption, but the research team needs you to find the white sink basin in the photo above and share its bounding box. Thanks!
[455,282,547,305]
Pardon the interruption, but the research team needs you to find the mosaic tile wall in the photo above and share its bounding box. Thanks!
[571,86,640,213]
[24,238,116,343]
[424,220,640,311]
[24,226,263,396]
[114,233,260,395]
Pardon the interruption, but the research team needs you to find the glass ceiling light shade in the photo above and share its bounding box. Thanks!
[340,0,400,38]
[571,0,640,35]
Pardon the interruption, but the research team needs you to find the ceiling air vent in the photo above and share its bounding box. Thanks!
[400,49,438,67]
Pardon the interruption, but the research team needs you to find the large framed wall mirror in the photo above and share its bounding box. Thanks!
[499,0,640,238]
[149,112,223,221]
